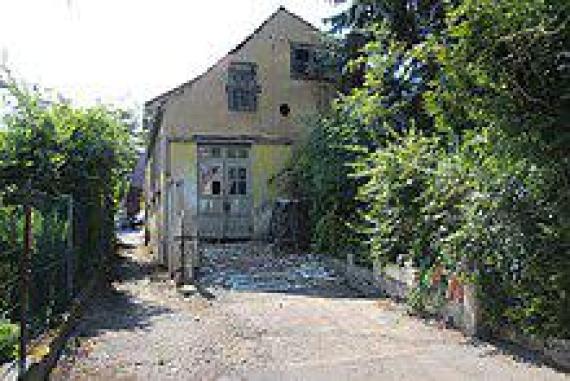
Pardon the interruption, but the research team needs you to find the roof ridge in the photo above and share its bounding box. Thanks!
[145,6,320,106]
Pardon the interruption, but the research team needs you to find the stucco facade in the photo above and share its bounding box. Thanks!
[144,7,334,278]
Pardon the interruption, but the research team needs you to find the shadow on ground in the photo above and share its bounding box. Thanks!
[77,285,173,337]
[109,250,156,283]
[468,337,568,373]
[73,244,173,339]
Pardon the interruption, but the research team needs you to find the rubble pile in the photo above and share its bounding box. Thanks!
[198,245,348,295]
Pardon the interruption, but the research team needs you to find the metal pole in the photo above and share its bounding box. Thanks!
[66,196,74,299]
[18,204,32,379]
[99,194,103,268]
[180,208,185,284]
[176,180,186,285]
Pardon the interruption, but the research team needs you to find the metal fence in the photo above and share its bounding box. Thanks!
[0,194,110,378]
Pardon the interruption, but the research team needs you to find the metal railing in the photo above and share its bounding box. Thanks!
[0,194,110,378]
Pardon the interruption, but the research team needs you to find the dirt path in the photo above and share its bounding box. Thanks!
[52,232,568,380]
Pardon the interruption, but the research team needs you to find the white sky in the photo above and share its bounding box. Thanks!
[0,0,342,107]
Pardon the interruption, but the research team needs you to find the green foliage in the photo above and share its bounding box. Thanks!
[355,130,441,263]
[284,113,368,261]
[289,0,569,337]
[0,71,140,347]
[0,72,139,207]
[351,0,569,337]
[357,126,569,336]
[0,321,18,363]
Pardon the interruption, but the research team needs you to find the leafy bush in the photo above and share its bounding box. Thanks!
[0,71,140,339]
[0,321,19,364]
[355,126,569,336]
[0,70,139,208]
[284,114,370,262]
[290,0,569,337]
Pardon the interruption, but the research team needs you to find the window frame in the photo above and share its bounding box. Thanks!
[226,62,260,112]
[290,42,333,81]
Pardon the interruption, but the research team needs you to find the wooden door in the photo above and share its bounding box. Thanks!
[197,144,252,240]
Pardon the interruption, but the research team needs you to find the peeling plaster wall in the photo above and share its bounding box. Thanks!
[251,144,291,207]
[145,134,168,264]
[169,142,198,224]
[251,144,292,238]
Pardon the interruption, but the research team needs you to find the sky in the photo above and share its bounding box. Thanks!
[0,0,343,107]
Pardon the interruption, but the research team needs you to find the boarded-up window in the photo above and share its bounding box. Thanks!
[199,163,222,196]
[227,62,259,112]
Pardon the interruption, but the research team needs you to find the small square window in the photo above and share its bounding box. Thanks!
[198,146,210,158]
[238,168,247,180]
[290,43,331,80]
[291,44,313,79]
[199,163,222,195]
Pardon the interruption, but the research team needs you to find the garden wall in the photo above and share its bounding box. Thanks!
[328,254,479,336]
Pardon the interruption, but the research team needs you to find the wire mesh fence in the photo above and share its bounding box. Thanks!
[0,194,111,377]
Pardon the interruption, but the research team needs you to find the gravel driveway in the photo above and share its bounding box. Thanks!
[52,232,568,380]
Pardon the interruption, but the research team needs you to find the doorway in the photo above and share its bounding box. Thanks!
[197,144,253,240]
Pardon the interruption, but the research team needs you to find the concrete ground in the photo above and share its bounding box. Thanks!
[52,232,569,380]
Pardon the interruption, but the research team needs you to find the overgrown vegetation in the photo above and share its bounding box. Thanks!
[289,0,569,337]
[0,71,139,206]
[0,69,139,363]
[0,321,18,363]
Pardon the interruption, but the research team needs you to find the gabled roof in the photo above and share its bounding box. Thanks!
[144,6,320,107]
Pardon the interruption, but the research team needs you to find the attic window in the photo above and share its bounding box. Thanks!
[226,62,260,112]
[290,43,321,80]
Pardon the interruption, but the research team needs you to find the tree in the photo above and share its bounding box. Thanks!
[291,0,570,336]
[0,69,138,207]
[327,0,448,92]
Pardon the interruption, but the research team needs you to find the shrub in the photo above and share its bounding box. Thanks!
[288,0,570,337]
[0,321,19,364]
[356,126,569,337]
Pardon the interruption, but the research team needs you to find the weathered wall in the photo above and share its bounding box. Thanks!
[328,255,480,336]
[165,142,197,277]
[169,142,198,224]
[251,144,292,208]
[160,10,334,141]
[251,143,292,238]
[145,8,334,270]
[145,133,169,264]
